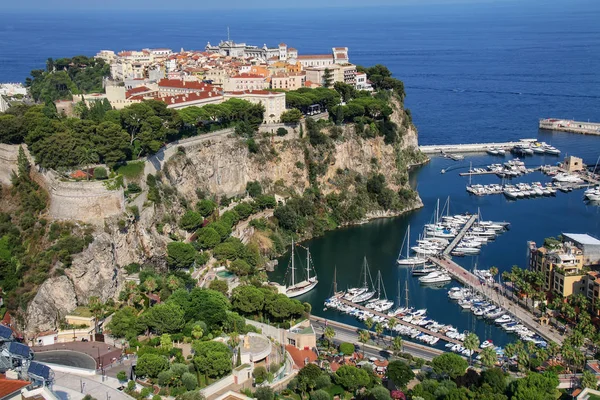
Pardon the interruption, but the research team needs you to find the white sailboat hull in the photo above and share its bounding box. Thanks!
[286,278,318,298]
[397,257,427,265]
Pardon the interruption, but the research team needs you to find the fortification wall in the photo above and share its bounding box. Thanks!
[33,169,125,225]
[0,144,19,185]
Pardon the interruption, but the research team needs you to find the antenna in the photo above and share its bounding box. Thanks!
[227,26,230,42]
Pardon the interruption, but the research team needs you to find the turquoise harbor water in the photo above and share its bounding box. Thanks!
[1,2,600,347]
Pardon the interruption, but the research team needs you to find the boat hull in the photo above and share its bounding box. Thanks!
[286,279,318,298]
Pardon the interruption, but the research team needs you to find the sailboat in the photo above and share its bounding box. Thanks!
[349,257,376,303]
[397,225,427,266]
[365,271,394,312]
[285,239,318,298]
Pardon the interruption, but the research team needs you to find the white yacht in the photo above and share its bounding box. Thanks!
[351,257,376,303]
[285,241,318,298]
[419,271,452,284]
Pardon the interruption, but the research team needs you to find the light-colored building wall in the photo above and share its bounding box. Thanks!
[223,75,268,92]
[224,91,285,124]
[270,73,306,91]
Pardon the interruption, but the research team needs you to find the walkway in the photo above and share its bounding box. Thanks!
[442,215,478,255]
[428,256,564,344]
[419,141,524,155]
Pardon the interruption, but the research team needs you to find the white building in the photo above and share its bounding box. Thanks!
[355,72,373,91]
[224,90,286,124]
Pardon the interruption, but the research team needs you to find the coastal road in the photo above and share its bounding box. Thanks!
[310,316,443,361]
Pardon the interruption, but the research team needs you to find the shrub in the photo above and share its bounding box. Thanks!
[339,342,355,355]
[93,167,108,180]
[245,181,262,198]
[276,127,288,136]
[127,182,142,193]
[255,387,274,400]
[124,263,141,274]
[253,366,268,384]
[117,370,127,381]
[181,372,198,390]
[140,387,151,398]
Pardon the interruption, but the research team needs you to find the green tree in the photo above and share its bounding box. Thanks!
[386,360,414,389]
[368,386,391,400]
[77,147,99,180]
[392,336,403,355]
[339,342,354,355]
[322,68,333,88]
[365,317,374,331]
[143,302,185,334]
[188,288,230,330]
[334,365,370,392]
[480,346,498,369]
[167,242,197,269]
[208,279,228,296]
[245,181,262,198]
[310,390,330,400]
[253,366,268,384]
[358,329,370,356]
[254,387,274,400]
[196,227,221,249]
[117,370,127,382]
[324,326,335,346]
[298,364,322,393]
[508,372,559,400]
[280,109,303,124]
[228,258,253,276]
[463,332,480,366]
[193,341,232,379]
[431,353,468,379]
[581,369,598,389]
[191,324,204,340]
[136,354,169,378]
[480,368,507,394]
[375,323,384,343]
[107,306,143,339]
[196,199,216,217]
[160,333,173,352]
[179,211,203,232]
[181,372,198,391]
[231,285,265,315]
[92,122,130,166]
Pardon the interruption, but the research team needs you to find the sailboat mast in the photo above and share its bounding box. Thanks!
[406,225,410,259]
[396,281,401,306]
[363,257,368,288]
[405,277,409,307]
[291,239,295,286]
[306,247,310,280]
[333,266,337,294]
[436,198,440,224]
[377,271,381,299]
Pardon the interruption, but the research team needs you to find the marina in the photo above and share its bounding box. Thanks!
[270,132,600,351]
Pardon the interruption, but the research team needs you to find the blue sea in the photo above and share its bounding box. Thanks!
[2,2,600,146]
[2,2,600,347]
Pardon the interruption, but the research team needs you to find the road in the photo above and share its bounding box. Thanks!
[310,316,443,361]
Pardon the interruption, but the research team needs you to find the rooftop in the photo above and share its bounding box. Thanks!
[0,375,31,399]
[285,344,317,368]
[563,233,600,246]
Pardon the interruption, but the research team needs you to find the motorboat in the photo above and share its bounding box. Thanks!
[544,145,561,155]
[419,271,452,284]
[480,340,494,349]
[412,265,439,276]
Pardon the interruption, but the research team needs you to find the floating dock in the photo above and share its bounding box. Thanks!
[420,141,525,155]
[539,118,600,136]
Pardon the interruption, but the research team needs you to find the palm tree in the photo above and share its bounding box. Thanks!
[392,336,403,355]
[77,147,99,181]
[546,341,560,359]
[480,346,497,369]
[463,332,480,366]
[489,266,499,286]
[375,323,384,344]
[365,317,374,331]
[358,329,370,357]
[388,317,398,337]
[143,277,157,293]
[324,326,335,347]
[88,296,104,334]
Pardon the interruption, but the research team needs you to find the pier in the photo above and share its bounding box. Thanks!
[419,141,525,155]
[443,215,478,256]
[427,256,564,345]
[332,296,466,347]
[539,118,600,136]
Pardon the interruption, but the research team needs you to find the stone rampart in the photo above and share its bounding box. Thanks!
[0,144,19,185]
[33,169,125,225]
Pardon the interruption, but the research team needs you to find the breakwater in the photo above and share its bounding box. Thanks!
[539,118,600,135]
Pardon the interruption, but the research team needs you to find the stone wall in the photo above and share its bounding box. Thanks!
[0,144,19,185]
[32,168,125,225]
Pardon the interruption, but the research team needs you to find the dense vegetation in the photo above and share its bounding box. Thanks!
[0,148,93,319]
[26,56,110,102]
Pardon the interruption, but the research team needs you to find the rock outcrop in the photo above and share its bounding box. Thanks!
[25,276,78,333]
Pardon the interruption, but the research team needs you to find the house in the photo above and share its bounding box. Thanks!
[223,90,285,124]
[0,374,31,400]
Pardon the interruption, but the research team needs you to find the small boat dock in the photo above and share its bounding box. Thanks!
[442,215,478,256]
[539,118,600,136]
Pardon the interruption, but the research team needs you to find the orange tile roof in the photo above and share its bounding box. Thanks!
[0,376,30,398]
[158,78,213,91]
[285,345,317,368]
[231,73,265,79]
[225,90,282,96]
[334,47,347,51]
[125,86,152,98]
[335,53,348,59]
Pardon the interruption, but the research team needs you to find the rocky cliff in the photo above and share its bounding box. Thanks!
[22,99,423,335]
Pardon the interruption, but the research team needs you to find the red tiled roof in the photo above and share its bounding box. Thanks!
[279,43,286,47]
[125,86,152,98]
[334,47,347,51]
[0,376,30,399]
[336,53,348,59]
[132,91,223,106]
[297,54,333,60]
[288,48,297,51]
[70,170,88,179]
[158,78,213,91]
[286,345,317,368]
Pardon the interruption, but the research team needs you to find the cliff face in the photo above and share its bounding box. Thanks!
[22,100,422,334]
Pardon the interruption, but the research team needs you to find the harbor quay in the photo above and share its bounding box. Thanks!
[428,256,564,345]
[419,141,526,154]
[539,118,600,135]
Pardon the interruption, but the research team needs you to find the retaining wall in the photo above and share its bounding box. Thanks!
[0,144,19,185]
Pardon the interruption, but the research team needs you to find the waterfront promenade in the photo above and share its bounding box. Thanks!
[309,316,444,361]
[419,141,524,154]
[428,256,564,345]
